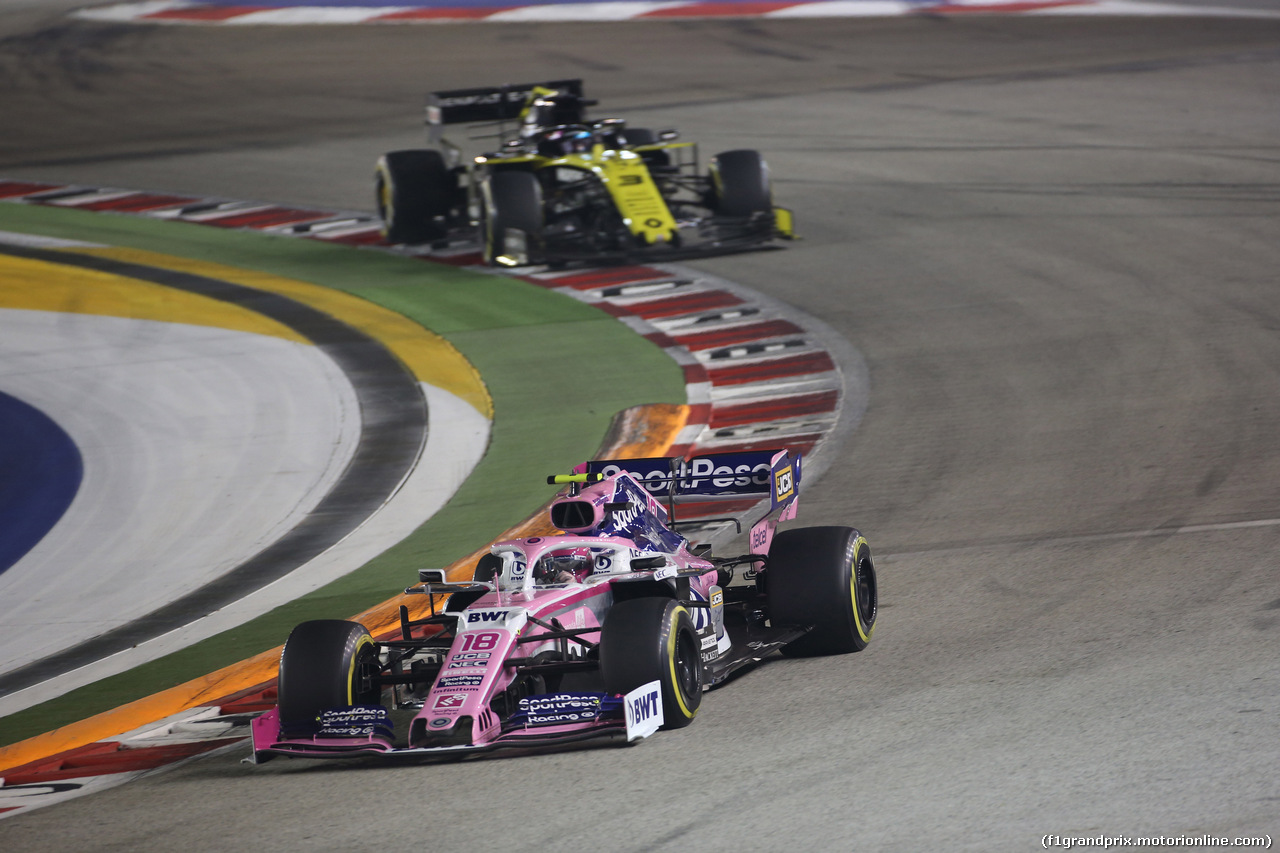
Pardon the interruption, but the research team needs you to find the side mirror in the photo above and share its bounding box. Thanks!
[659,129,679,141]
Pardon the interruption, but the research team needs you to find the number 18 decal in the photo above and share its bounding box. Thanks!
[458,631,501,653]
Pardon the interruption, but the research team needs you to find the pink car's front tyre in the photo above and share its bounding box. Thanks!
[277,620,381,733]
[600,597,703,729]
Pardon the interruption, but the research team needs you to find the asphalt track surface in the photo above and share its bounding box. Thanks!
[2,4,1279,849]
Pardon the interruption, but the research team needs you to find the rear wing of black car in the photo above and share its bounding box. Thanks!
[426,79,585,142]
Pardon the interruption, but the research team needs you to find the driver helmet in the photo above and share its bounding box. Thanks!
[537,126,593,156]
[533,552,593,585]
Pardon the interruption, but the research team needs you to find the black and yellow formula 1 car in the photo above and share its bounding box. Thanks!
[375,79,795,267]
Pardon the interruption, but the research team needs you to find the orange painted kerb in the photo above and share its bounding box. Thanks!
[0,403,688,775]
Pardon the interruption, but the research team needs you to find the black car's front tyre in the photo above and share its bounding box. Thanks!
[277,620,381,731]
[600,597,703,729]
[375,149,454,244]
[709,149,772,217]
[481,170,544,266]
[767,526,877,656]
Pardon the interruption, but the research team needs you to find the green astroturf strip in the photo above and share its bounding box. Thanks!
[0,203,684,746]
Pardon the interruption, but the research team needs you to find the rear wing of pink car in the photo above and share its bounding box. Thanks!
[583,448,801,554]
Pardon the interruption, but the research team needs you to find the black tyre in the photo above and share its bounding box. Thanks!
[599,597,702,729]
[481,170,543,266]
[277,620,381,731]
[623,127,657,146]
[710,149,772,217]
[624,127,672,169]
[375,149,454,244]
[767,526,877,656]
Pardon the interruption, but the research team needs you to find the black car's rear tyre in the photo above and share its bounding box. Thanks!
[623,127,657,146]
[600,597,702,729]
[710,149,772,217]
[481,170,544,266]
[767,526,877,656]
[624,127,672,169]
[277,620,381,731]
[376,149,454,244]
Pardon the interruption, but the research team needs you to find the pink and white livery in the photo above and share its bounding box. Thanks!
[250,447,877,761]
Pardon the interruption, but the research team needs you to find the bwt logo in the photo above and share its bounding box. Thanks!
[623,680,665,740]
[628,688,661,722]
[467,610,510,624]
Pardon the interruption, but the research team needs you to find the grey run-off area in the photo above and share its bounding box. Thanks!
[1,1,1278,849]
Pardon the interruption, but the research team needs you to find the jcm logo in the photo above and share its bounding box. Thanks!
[774,466,794,502]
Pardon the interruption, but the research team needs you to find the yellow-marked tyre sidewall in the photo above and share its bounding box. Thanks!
[599,597,702,730]
[277,620,379,730]
[849,537,877,649]
[346,633,377,706]
[768,526,877,656]
[375,158,395,237]
[662,604,702,727]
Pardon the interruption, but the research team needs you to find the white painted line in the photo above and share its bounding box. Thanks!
[685,380,714,405]
[174,203,274,221]
[709,375,840,402]
[672,422,708,447]
[485,1,688,21]
[0,230,105,250]
[766,0,914,15]
[226,7,407,24]
[44,190,141,207]
[650,308,761,332]
[72,1,191,22]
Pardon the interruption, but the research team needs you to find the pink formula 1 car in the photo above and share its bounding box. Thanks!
[250,448,876,761]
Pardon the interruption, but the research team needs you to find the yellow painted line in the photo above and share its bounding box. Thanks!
[73,247,493,420]
[0,254,306,343]
[0,403,687,774]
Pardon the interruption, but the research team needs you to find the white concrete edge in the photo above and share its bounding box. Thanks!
[0,382,491,717]
[0,229,105,250]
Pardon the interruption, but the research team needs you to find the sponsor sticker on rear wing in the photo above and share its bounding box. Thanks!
[588,450,801,554]
[587,449,802,508]
[426,79,585,128]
